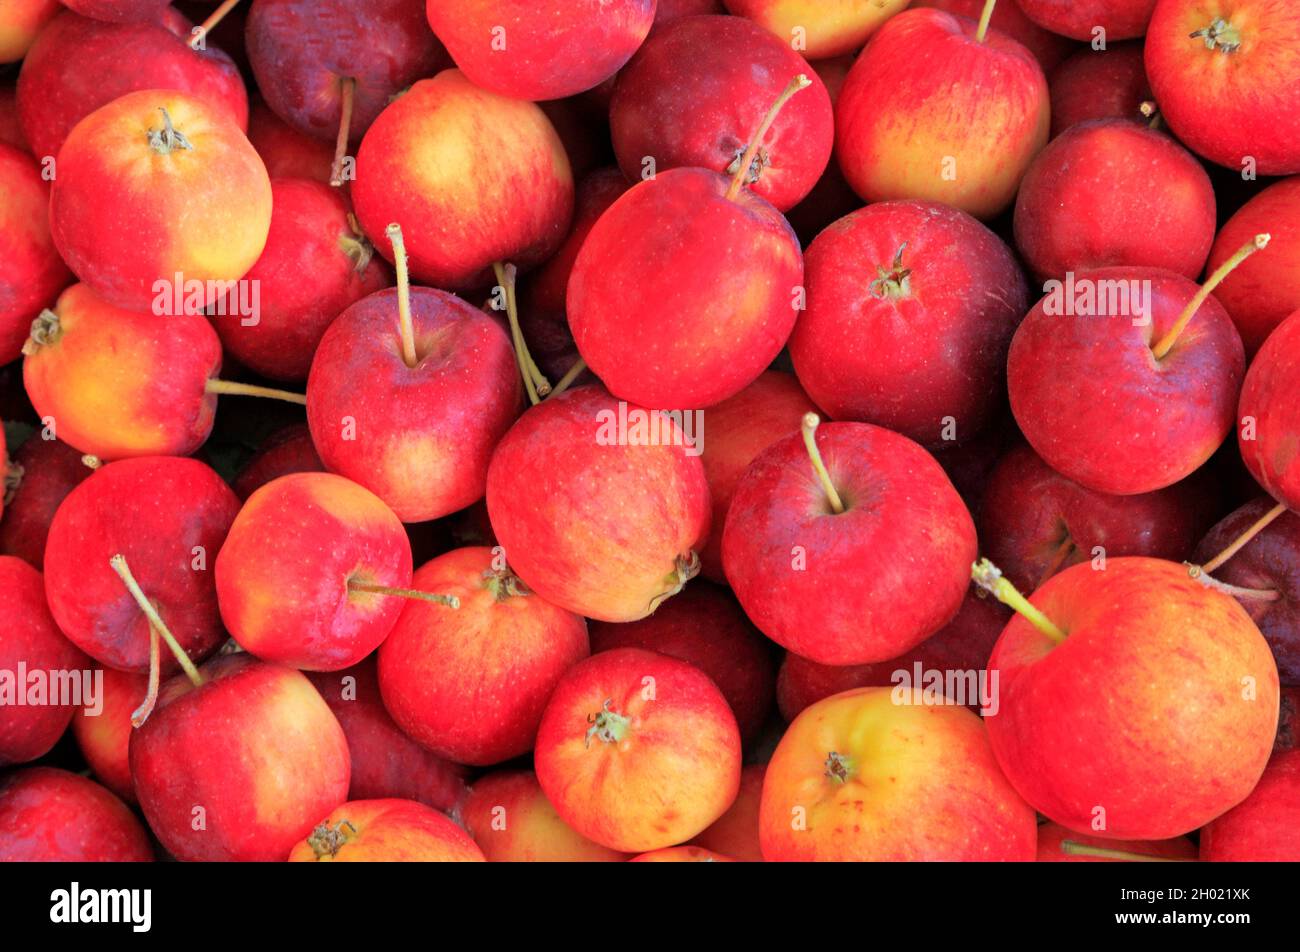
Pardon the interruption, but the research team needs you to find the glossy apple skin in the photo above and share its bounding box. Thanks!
[0,143,71,365]
[485,386,711,623]
[307,287,521,523]
[723,0,910,58]
[610,15,834,213]
[535,648,742,852]
[17,9,247,162]
[1206,177,1300,354]
[378,547,589,766]
[353,70,573,291]
[0,439,90,568]
[589,581,775,745]
[213,179,389,381]
[1146,0,1300,175]
[0,767,153,861]
[44,456,239,673]
[289,799,484,862]
[760,687,1037,861]
[1017,0,1157,40]
[1008,267,1245,495]
[425,0,654,102]
[246,98,333,184]
[986,557,1279,840]
[724,422,977,665]
[1048,42,1152,138]
[22,284,221,461]
[1238,309,1300,510]
[49,89,271,313]
[1014,121,1216,282]
[1194,497,1300,685]
[71,666,146,804]
[131,654,350,862]
[1200,748,1300,860]
[568,167,803,409]
[1035,822,1198,862]
[0,557,90,765]
[791,201,1028,444]
[837,9,1049,219]
[62,0,169,23]
[914,0,1075,73]
[0,0,60,62]
[692,763,764,862]
[231,423,324,501]
[215,472,413,671]
[461,769,628,862]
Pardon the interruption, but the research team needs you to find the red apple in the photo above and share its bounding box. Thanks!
[692,762,765,862]
[231,423,324,501]
[1035,822,1198,862]
[0,437,90,568]
[461,769,628,862]
[288,799,484,862]
[1016,0,1157,40]
[722,0,911,58]
[1048,42,1152,138]
[915,0,1076,73]
[62,0,170,24]
[246,97,333,184]
[0,0,60,62]
[0,766,152,861]
[71,666,146,804]
[1199,749,1300,860]
[0,84,25,150]
[1238,307,1300,510]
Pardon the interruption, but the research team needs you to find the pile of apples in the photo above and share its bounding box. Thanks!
[1,0,1299,863]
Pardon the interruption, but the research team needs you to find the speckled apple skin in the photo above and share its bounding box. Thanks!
[722,0,909,59]
[0,766,153,861]
[71,666,147,803]
[289,798,484,862]
[1239,308,1300,510]
[0,437,92,567]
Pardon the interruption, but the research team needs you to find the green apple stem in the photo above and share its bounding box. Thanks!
[971,558,1068,644]
[585,699,631,747]
[1151,234,1270,360]
[975,0,998,43]
[802,413,845,514]
[1059,840,1190,862]
[204,379,307,405]
[189,0,242,50]
[492,261,551,404]
[385,223,419,369]
[108,554,205,689]
[725,74,812,202]
[549,357,587,398]
[346,578,461,609]
[482,565,530,601]
[329,77,355,188]
[1139,101,1163,130]
[146,108,193,155]
[338,214,374,273]
[1199,501,1287,574]
[129,625,162,727]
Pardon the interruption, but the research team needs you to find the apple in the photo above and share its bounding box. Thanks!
[71,666,147,804]
[231,423,324,501]
[461,769,628,862]
[631,846,734,861]
[61,0,169,24]
[0,437,90,567]
[1016,0,1157,40]
[692,763,765,862]
[0,767,153,861]
[246,97,333,184]
[653,0,724,29]
[722,0,911,58]
[1035,822,1198,862]
[1199,749,1300,860]
[1048,42,1152,138]
[914,0,1076,72]
[288,799,484,862]
[1238,307,1300,510]
[0,0,60,63]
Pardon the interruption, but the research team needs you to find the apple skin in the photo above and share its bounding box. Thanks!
[215,472,414,672]
[1145,0,1300,175]
[1238,308,1300,510]
[0,767,153,861]
[425,0,655,102]
[610,15,834,213]
[44,456,240,673]
[61,0,169,24]
[723,422,977,666]
[49,89,271,313]
[568,167,803,409]
[1194,497,1300,685]
[0,85,24,149]
[306,286,521,524]
[461,769,628,862]
[654,0,724,27]
[985,557,1279,840]
[1016,0,1158,40]
[1014,120,1216,282]
[914,0,1075,73]
[692,763,765,862]
[836,8,1050,220]
[0,437,90,567]
[485,386,711,623]
[1048,42,1152,138]
[231,423,324,501]
[212,178,389,382]
[1200,749,1300,860]
[1205,177,1300,354]
[289,799,484,862]
[353,70,574,291]
[131,654,351,862]
[377,547,589,766]
[631,845,734,861]
[1035,822,1198,862]
[722,0,911,58]
[791,200,1029,445]
[1007,267,1245,495]
[0,0,61,63]
[71,666,147,804]
[246,97,334,184]
[759,686,1038,861]
[588,581,776,745]
[0,556,90,766]
[0,143,71,365]
[1278,686,1300,750]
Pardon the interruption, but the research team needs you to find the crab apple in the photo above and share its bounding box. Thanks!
[461,770,628,862]
[352,70,573,290]
[914,0,1075,72]
[246,98,333,184]
[977,556,1278,839]
[632,845,734,861]
[760,687,1037,861]
[0,767,153,861]
[1049,42,1152,138]
[425,0,654,102]
[0,143,71,366]
[535,648,742,853]
[791,201,1028,445]
[0,0,60,62]
[1239,309,1300,510]
[44,456,239,673]
[836,7,1050,219]
[611,15,834,213]
[485,386,711,623]
[72,666,146,803]
[1017,0,1157,39]
[0,557,90,766]
[724,417,977,665]
[692,763,764,862]
[1200,749,1300,860]
[62,0,169,23]
[1035,823,1198,862]
[377,547,589,766]
[0,438,91,567]
[232,423,324,501]
[289,799,483,862]
[131,654,350,862]
[723,0,909,58]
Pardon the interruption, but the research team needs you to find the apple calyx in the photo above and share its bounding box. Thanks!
[647,551,701,614]
[971,558,1068,645]
[1151,233,1269,360]
[307,819,358,860]
[724,74,811,203]
[204,378,308,405]
[146,108,193,156]
[3,460,22,507]
[824,751,855,784]
[726,144,770,189]
[802,413,846,515]
[1059,840,1189,862]
[482,565,530,601]
[385,223,420,369]
[493,261,551,405]
[330,76,356,188]
[869,243,913,301]
[585,699,631,747]
[346,576,461,609]
[338,214,375,274]
[21,309,62,356]
[1190,17,1241,54]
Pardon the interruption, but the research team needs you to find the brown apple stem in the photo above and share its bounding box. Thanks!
[725,74,812,202]
[205,379,307,405]
[549,357,587,398]
[129,624,162,728]
[971,558,1068,644]
[329,77,355,188]
[802,413,846,514]
[1151,234,1270,360]
[189,0,242,50]
[384,223,420,369]
[1187,569,1281,603]
[1059,840,1190,862]
[1038,535,1076,588]
[108,554,205,688]
[1197,501,1287,573]
[975,0,999,43]
[492,261,551,404]
[347,578,461,609]
[585,699,631,747]
[1139,101,1164,131]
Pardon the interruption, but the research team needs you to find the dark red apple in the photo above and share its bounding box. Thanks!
[1048,42,1152,138]
[915,0,1075,73]
[1238,307,1300,510]
[71,666,146,803]
[0,437,91,567]
[246,96,333,184]
[1016,0,1157,40]
[0,767,153,861]
[231,423,325,501]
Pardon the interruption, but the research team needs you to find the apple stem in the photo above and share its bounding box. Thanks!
[108,554,205,689]
[1139,101,1164,131]
[1186,568,1281,603]
[1059,840,1190,862]
[492,261,551,404]
[725,74,812,202]
[21,309,62,356]
[585,699,631,747]
[189,0,242,51]
[975,0,998,43]
[802,413,846,514]
[549,357,587,398]
[204,379,307,405]
[129,624,162,727]
[647,551,701,614]
[482,566,530,601]
[1038,535,1076,588]
[1151,234,1270,360]
[329,77,355,188]
[384,223,420,369]
[347,578,460,609]
[146,108,193,155]
[1197,501,1287,573]
[971,558,1068,644]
